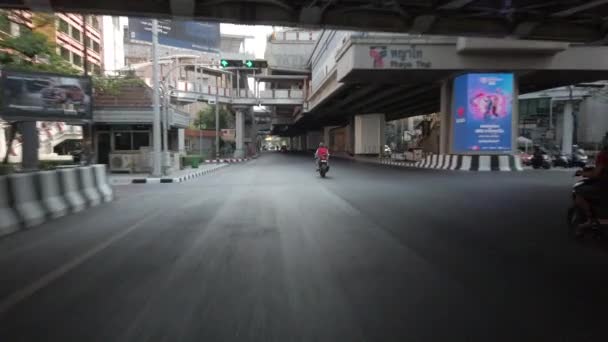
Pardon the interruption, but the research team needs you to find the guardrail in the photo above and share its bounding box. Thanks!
[171,86,306,104]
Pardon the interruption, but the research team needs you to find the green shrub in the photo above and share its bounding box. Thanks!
[39,160,77,170]
[0,164,15,175]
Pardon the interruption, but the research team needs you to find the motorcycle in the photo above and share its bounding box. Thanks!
[317,155,330,178]
[531,152,551,169]
[552,152,571,168]
[567,172,608,239]
[570,147,589,168]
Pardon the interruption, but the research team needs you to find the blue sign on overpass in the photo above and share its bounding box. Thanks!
[128,18,220,53]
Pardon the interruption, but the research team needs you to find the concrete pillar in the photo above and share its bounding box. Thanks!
[323,126,338,149]
[251,111,258,155]
[0,124,6,161]
[21,121,38,170]
[306,131,322,151]
[439,80,451,155]
[561,101,574,155]
[177,128,185,155]
[511,75,520,155]
[234,109,245,158]
[354,113,385,155]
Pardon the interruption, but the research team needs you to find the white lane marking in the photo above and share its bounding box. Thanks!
[0,212,160,316]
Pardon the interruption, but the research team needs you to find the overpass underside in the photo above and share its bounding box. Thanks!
[5,1,608,43]
[284,36,608,135]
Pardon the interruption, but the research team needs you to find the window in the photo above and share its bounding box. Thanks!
[71,26,81,42]
[85,37,92,48]
[59,47,70,61]
[133,132,150,150]
[72,54,82,66]
[91,16,99,29]
[93,64,102,75]
[114,132,132,150]
[58,18,69,34]
[93,41,100,53]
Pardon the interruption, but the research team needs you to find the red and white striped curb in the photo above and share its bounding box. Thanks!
[203,158,250,163]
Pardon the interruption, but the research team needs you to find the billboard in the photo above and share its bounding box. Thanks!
[0,70,92,121]
[128,18,220,53]
[452,73,514,153]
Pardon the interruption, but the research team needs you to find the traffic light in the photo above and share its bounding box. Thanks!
[219,59,268,69]
[220,59,243,68]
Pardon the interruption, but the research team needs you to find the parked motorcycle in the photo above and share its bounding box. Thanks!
[567,172,608,239]
[552,152,571,168]
[570,146,589,168]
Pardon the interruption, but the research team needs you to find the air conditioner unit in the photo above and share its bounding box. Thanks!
[109,153,135,173]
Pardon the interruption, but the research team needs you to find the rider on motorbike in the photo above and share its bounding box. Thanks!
[574,134,608,231]
[314,142,330,171]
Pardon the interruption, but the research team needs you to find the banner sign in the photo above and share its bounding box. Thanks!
[0,70,92,122]
[452,73,514,153]
[128,18,220,53]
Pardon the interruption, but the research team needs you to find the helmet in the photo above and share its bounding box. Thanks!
[319,142,325,147]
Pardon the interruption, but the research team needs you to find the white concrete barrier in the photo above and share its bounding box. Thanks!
[450,155,459,170]
[93,165,113,202]
[513,155,523,171]
[498,155,511,172]
[478,156,491,172]
[58,168,86,213]
[79,166,101,207]
[9,173,46,227]
[0,176,20,236]
[38,170,69,219]
[460,155,472,171]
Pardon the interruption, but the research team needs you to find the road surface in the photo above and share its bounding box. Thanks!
[1,153,607,341]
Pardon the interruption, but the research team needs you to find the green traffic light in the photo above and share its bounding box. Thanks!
[220,60,229,68]
[245,60,254,68]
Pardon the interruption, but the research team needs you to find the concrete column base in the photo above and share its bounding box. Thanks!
[233,149,245,159]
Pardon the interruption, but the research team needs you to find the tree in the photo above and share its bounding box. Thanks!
[193,106,234,130]
[0,12,78,75]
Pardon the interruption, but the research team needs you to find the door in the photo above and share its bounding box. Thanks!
[97,132,111,165]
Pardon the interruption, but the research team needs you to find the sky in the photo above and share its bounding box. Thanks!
[220,24,275,59]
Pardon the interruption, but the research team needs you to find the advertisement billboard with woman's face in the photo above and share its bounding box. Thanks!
[452,73,514,153]
[0,70,92,122]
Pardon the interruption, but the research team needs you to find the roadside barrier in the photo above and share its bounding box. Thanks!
[38,170,69,219]
[9,172,46,227]
[415,154,523,171]
[79,166,102,207]
[58,167,86,213]
[0,165,114,238]
[0,176,20,236]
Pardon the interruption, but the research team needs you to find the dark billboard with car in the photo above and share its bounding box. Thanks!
[0,69,92,121]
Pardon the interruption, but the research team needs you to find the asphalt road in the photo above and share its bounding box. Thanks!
[1,152,607,342]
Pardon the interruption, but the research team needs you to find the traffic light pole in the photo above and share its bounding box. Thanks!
[151,19,162,177]
[215,91,220,160]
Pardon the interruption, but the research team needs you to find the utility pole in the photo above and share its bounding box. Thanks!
[215,77,220,160]
[82,14,93,165]
[151,19,162,177]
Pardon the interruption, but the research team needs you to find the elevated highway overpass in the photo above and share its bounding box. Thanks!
[274,32,608,157]
[4,1,608,43]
